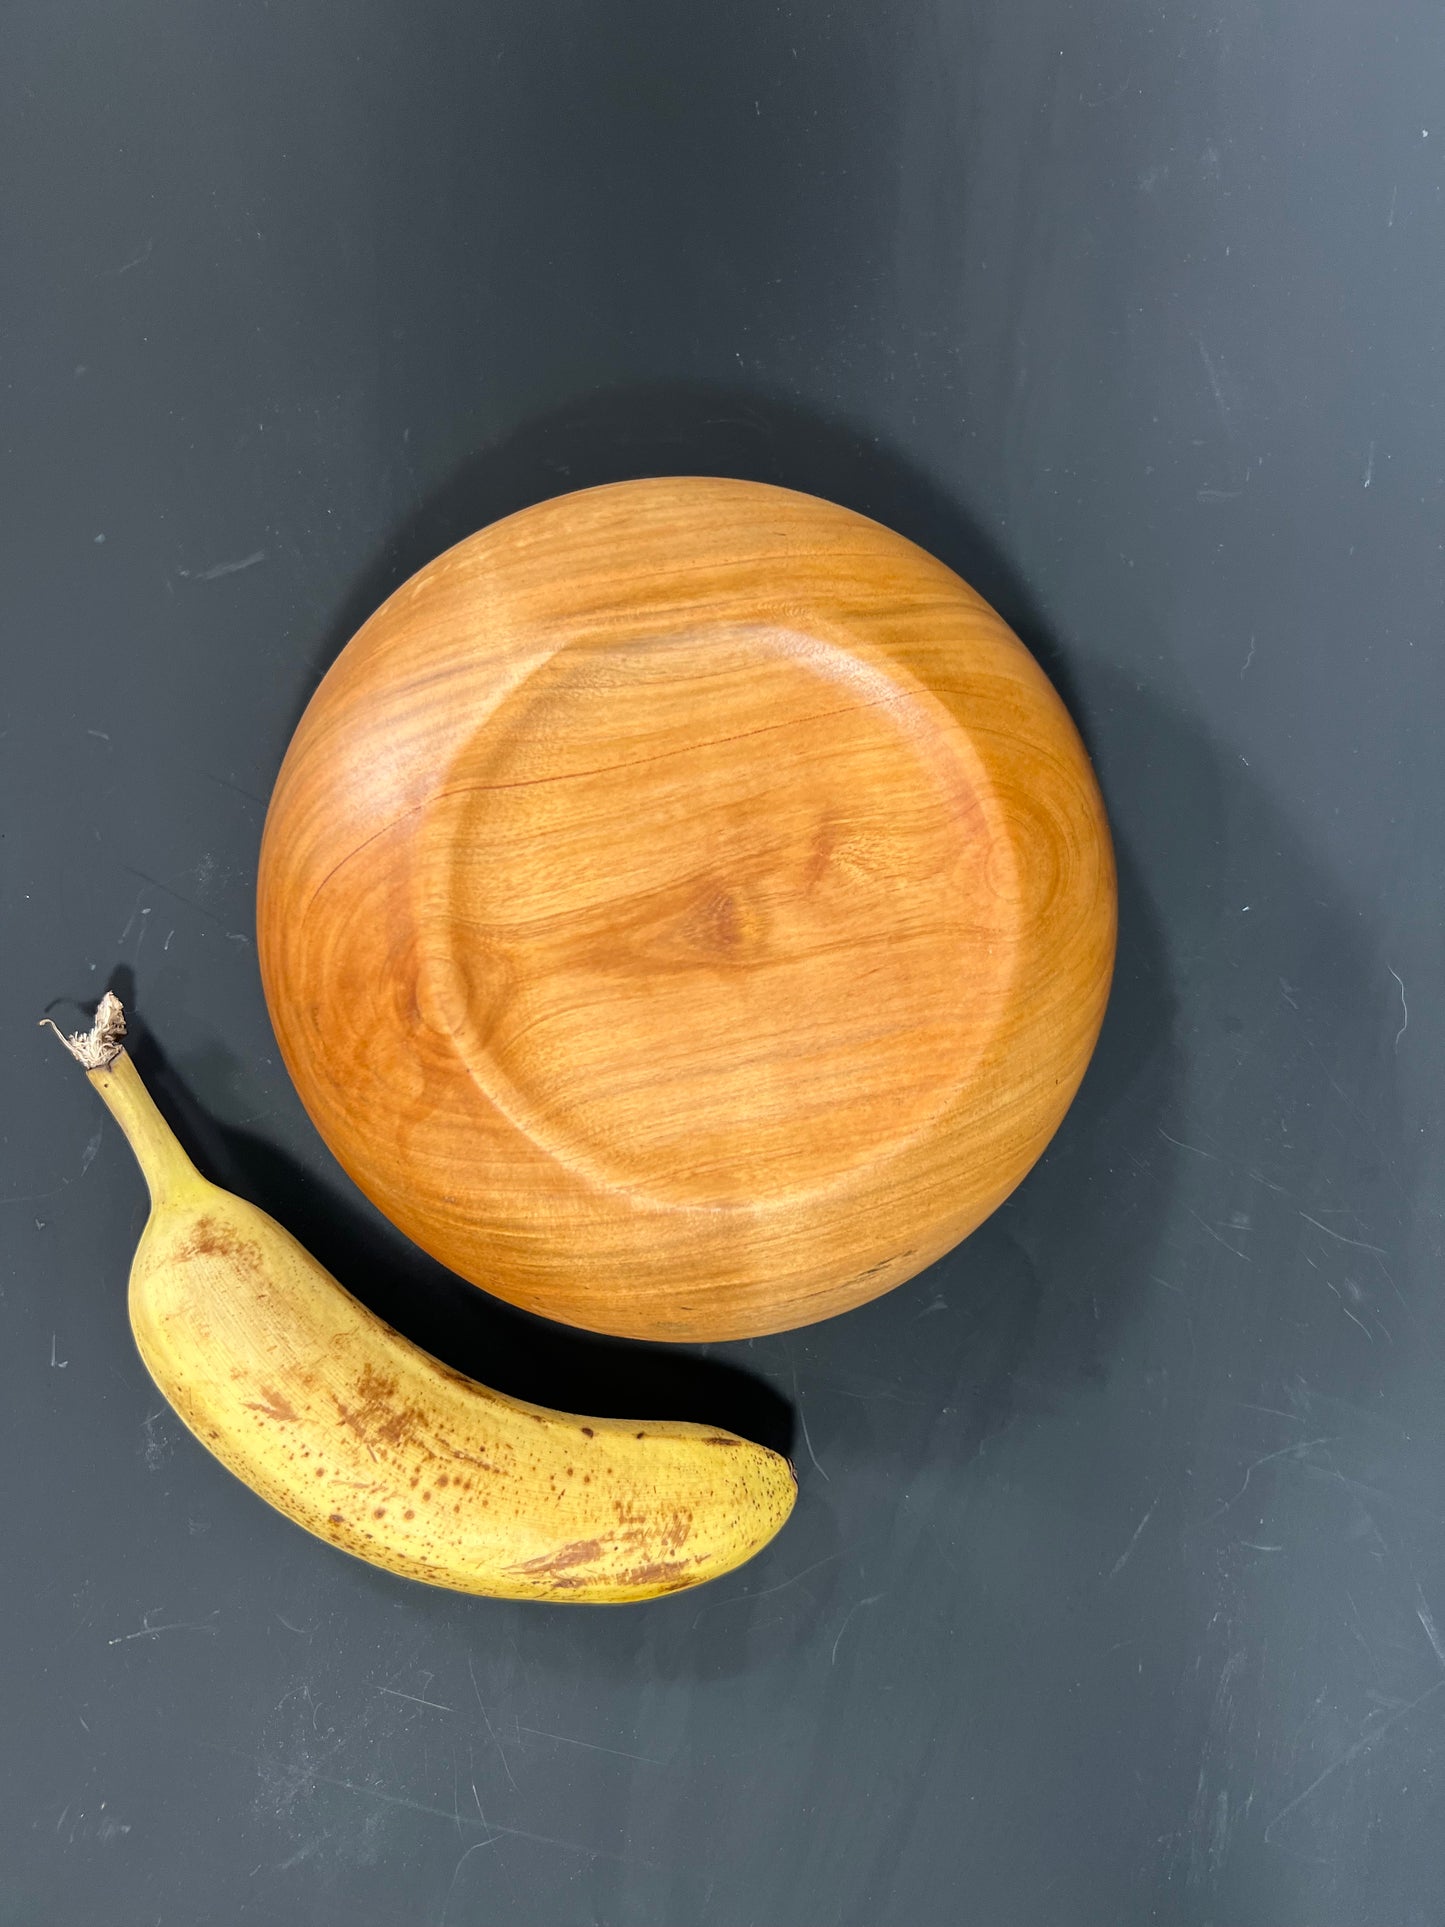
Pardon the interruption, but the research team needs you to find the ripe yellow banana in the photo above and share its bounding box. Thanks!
[47,994,794,1602]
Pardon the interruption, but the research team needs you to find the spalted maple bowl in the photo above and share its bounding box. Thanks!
[257,479,1115,1341]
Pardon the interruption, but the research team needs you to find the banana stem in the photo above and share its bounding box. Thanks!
[89,1052,204,1206]
[43,993,203,1207]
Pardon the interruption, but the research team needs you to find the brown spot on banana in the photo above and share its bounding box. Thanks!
[244,1387,299,1423]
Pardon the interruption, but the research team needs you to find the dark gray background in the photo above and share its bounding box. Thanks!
[3,2,1443,1922]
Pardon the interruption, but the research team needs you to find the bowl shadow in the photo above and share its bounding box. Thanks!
[288,378,1176,1436]
[101,381,1183,1671]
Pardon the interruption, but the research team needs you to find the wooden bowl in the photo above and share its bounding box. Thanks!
[258,479,1115,1341]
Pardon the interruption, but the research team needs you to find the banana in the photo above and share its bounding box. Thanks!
[46,994,795,1602]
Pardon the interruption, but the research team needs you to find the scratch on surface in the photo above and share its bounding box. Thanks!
[1415,1589,1445,1673]
[1264,1678,1445,1841]
[1192,1438,1335,1532]
[108,1610,219,1645]
[103,237,153,275]
[1188,1208,1251,1262]
[1240,635,1256,677]
[180,549,267,582]
[467,1653,518,1792]
[790,1360,830,1481]
[1108,1492,1162,1581]
[1299,1212,1388,1255]
[50,1333,68,1368]
[830,1593,884,1664]
[518,1727,665,1766]
[1368,1249,1431,1347]
[198,768,266,809]
[2,1178,69,1206]
[830,1379,929,1407]
[438,1836,502,1924]
[141,1409,171,1472]
[1389,968,1408,1052]
[1197,337,1234,431]
[300,1766,646,1864]
[1248,1169,1292,1196]
[79,1127,103,1177]
[1324,1279,1374,1341]
[1315,1465,1445,1534]
[691,1551,842,1627]
[273,1835,328,1873]
[87,727,111,741]
[734,1552,841,1603]
[381,1687,453,1713]
[1364,442,1376,488]
[1158,1127,1218,1160]
[121,863,231,929]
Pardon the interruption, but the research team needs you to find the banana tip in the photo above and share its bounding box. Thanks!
[41,989,128,1070]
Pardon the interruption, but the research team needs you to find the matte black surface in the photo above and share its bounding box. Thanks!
[4,4,1443,1922]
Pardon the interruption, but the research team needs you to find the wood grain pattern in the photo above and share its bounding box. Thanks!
[257,479,1115,1340]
